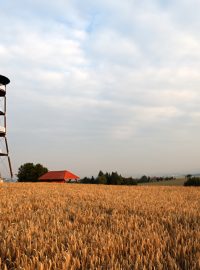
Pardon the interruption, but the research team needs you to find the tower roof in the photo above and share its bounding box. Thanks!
[39,170,79,181]
[0,75,10,85]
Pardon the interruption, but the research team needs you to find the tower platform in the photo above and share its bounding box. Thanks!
[0,153,8,156]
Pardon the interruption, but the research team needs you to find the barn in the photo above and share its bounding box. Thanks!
[38,170,80,183]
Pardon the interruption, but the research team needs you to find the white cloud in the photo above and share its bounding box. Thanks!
[1,0,200,177]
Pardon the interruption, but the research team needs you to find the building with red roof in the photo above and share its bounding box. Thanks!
[38,170,80,183]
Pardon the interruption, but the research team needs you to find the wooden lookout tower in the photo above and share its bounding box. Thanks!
[0,75,13,179]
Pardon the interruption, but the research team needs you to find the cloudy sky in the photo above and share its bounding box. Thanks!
[0,0,200,178]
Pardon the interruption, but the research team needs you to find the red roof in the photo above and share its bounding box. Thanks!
[39,170,79,181]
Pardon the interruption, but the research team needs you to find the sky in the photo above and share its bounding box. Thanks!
[0,0,200,178]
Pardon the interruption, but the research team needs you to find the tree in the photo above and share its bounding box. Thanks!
[186,174,192,180]
[139,175,148,183]
[91,176,95,184]
[184,177,200,186]
[109,172,122,185]
[97,175,107,184]
[17,163,48,182]
[98,170,104,177]
[121,177,137,185]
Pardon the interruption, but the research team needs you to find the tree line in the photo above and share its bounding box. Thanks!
[184,175,200,186]
[80,171,137,185]
[16,162,200,186]
[80,171,178,185]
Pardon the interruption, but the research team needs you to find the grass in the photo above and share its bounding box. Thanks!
[0,183,199,269]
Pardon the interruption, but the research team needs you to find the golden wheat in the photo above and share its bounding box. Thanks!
[0,183,199,269]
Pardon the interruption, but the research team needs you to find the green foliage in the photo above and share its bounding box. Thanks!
[184,177,200,186]
[139,175,149,183]
[98,171,104,177]
[109,172,123,185]
[137,176,174,184]
[17,163,48,182]
[97,175,107,184]
[121,177,137,185]
[80,171,137,186]
[80,177,91,184]
[81,172,175,186]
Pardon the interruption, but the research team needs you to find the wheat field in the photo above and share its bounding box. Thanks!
[0,183,199,270]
